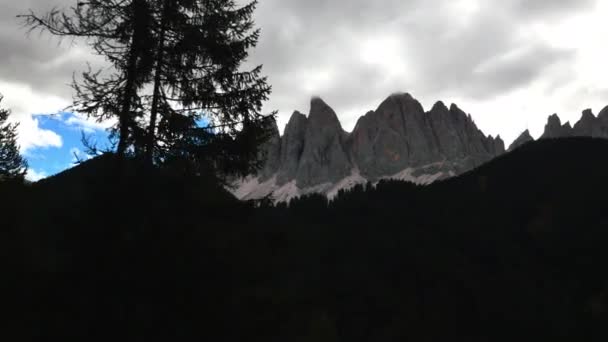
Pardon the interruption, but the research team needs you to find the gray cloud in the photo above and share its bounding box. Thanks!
[506,0,597,18]
[0,1,89,98]
[468,44,575,99]
[244,0,598,132]
[0,0,603,146]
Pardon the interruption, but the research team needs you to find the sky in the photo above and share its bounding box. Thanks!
[1,0,607,180]
[23,112,113,181]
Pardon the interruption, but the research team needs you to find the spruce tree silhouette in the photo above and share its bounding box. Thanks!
[19,0,156,159]
[0,94,27,181]
[20,0,275,180]
[138,0,275,179]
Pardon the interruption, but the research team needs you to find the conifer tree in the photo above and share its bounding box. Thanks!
[21,0,275,179]
[0,95,27,180]
[141,0,274,178]
[19,0,157,158]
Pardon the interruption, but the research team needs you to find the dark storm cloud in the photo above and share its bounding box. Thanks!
[245,0,597,129]
[468,44,575,99]
[0,0,100,99]
[0,0,599,133]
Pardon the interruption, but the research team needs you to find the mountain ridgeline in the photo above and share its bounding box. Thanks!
[238,93,608,202]
[508,107,608,151]
[236,93,505,201]
[508,106,608,151]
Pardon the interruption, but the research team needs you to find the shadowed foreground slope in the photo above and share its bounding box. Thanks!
[2,137,608,341]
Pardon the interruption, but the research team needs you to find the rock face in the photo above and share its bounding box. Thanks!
[258,119,281,181]
[347,95,504,179]
[541,114,573,139]
[236,98,608,202]
[570,108,608,138]
[235,93,506,202]
[276,111,308,185]
[508,130,533,151]
[572,109,598,137]
[350,93,440,178]
[295,97,352,188]
[509,105,608,152]
[428,102,505,173]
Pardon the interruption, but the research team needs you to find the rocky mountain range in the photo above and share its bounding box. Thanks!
[508,106,608,151]
[233,93,608,202]
[233,93,505,202]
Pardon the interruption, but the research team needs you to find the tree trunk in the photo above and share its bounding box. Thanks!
[116,50,138,159]
[116,0,146,160]
[144,0,170,165]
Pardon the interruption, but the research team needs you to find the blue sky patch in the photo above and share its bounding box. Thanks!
[23,112,213,181]
[24,112,112,180]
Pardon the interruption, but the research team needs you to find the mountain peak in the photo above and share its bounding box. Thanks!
[296,98,350,188]
[288,110,308,125]
[449,104,469,122]
[310,96,328,107]
[548,113,561,125]
[599,105,608,120]
[573,108,600,137]
[431,101,449,112]
[390,92,414,101]
[508,129,534,151]
[541,114,571,139]
[309,97,341,126]
[377,92,417,110]
[582,108,595,120]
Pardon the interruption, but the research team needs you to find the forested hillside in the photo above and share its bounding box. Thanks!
[2,137,608,341]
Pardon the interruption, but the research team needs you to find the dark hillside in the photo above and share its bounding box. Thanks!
[270,137,608,341]
[2,137,608,341]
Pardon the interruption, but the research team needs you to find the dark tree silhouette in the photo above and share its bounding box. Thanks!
[20,0,275,179]
[0,95,27,180]
[19,0,157,158]
[140,0,275,178]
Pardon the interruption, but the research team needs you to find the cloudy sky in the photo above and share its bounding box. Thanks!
[1,0,607,180]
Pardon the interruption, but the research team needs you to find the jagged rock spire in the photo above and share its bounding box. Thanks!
[508,130,534,151]
[541,114,573,139]
[296,97,351,188]
[235,92,608,202]
[276,111,308,185]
